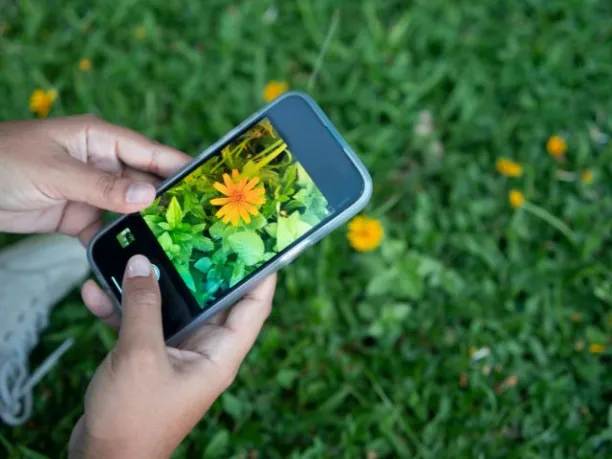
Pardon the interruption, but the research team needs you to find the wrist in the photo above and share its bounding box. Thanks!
[71,440,172,459]
[69,426,173,459]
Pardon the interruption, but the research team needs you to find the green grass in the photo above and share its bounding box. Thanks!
[2,0,612,457]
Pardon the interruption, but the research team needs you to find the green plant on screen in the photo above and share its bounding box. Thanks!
[142,118,330,307]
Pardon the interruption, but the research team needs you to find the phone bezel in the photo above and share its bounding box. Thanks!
[87,91,372,346]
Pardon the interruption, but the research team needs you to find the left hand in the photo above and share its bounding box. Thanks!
[0,115,191,241]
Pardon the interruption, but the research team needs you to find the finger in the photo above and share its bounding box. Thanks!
[55,201,101,241]
[117,255,165,356]
[81,280,121,329]
[59,115,192,178]
[123,166,162,185]
[63,168,159,244]
[78,218,104,245]
[52,156,157,213]
[206,309,230,327]
[198,275,276,363]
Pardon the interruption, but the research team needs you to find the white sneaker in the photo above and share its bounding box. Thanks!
[0,234,89,426]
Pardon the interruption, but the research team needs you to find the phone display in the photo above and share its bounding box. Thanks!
[88,92,372,344]
[140,118,330,308]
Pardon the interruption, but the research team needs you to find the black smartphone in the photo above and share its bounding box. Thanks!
[88,92,372,345]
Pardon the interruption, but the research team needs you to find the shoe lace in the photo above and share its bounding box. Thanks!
[0,304,73,426]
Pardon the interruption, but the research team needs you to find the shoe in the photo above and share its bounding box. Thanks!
[0,234,89,426]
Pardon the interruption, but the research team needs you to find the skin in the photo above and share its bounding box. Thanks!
[0,116,276,458]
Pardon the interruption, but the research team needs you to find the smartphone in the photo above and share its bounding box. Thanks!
[88,92,372,346]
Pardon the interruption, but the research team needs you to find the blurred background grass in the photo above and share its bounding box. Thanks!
[2,0,612,457]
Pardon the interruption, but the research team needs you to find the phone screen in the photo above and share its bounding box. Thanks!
[139,117,331,308]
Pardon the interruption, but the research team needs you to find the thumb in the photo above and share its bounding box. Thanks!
[117,255,165,356]
[56,156,156,212]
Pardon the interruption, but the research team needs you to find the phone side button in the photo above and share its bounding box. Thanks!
[279,241,310,267]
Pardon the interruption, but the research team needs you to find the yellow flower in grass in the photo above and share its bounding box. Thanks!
[211,169,266,226]
[589,343,605,354]
[78,58,92,71]
[509,189,525,209]
[570,312,583,322]
[134,25,146,40]
[496,158,523,177]
[347,216,384,252]
[29,88,58,118]
[581,169,594,185]
[547,135,567,159]
[263,81,288,102]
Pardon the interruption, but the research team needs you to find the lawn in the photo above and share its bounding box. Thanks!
[2,0,612,457]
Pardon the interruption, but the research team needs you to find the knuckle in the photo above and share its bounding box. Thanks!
[216,364,239,391]
[122,345,160,371]
[106,349,122,376]
[124,288,159,310]
[96,173,118,199]
[149,146,162,175]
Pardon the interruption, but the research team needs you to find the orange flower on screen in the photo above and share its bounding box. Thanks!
[263,81,288,102]
[211,169,266,226]
[347,216,384,252]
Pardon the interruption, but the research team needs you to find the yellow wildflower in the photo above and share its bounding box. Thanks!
[211,169,266,226]
[580,169,593,185]
[547,135,567,159]
[570,312,582,322]
[347,216,384,252]
[509,190,525,209]
[134,25,146,40]
[589,343,605,354]
[496,375,518,394]
[29,88,58,118]
[505,375,518,387]
[78,58,92,71]
[263,81,288,102]
[496,158,523,177]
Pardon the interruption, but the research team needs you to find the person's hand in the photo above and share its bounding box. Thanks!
[69,255,276,459]
[0,115,191,241]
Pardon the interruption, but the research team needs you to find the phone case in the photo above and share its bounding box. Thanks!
[87,91,373,346]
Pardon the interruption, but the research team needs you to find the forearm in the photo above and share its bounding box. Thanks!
[69,438,172,459]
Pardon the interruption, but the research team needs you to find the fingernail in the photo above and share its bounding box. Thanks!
[127,255,151,278]
[126,183,155,204]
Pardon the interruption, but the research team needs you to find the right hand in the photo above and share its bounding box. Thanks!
[69,255,276,459]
